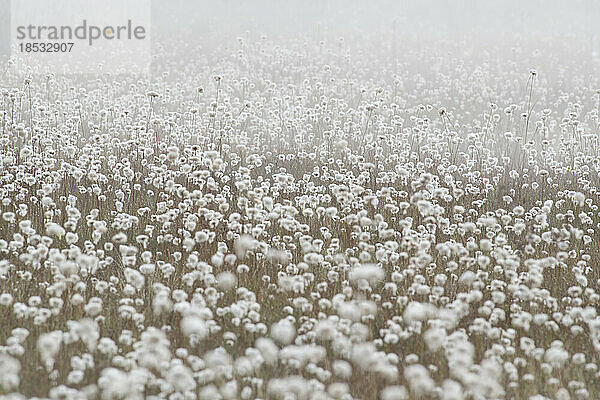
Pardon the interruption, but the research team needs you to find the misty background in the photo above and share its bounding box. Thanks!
[151,1,600,46]
[4,1,600,64]
[144,0,600,105]
[147,0,600,88]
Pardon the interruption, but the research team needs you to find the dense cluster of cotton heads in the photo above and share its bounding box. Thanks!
[0,24,600,400]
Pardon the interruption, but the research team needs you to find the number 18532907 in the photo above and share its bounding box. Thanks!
[19,42,74,52]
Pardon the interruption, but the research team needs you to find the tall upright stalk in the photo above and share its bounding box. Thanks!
[524,69,536,144]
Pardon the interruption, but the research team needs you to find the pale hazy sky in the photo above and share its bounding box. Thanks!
[3,1,599,64]
[151,0,600,42]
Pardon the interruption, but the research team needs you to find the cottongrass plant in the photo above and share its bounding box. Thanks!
[0,29,599,400]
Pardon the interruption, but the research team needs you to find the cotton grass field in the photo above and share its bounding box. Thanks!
[1,5,600,399]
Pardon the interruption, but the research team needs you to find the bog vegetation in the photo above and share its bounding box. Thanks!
[0,32,599,400]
